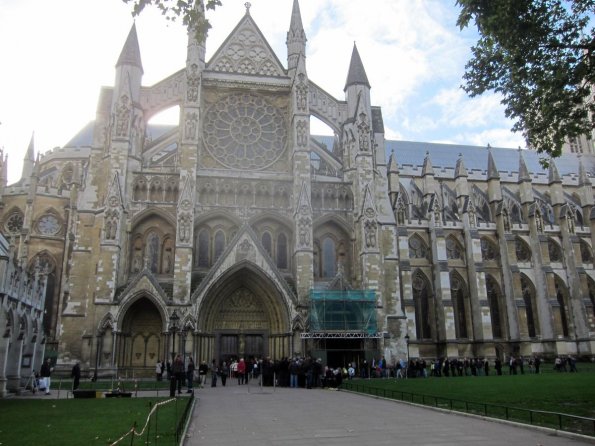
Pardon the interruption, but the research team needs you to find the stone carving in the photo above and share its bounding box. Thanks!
[296,74,308,111]
[296,120,308,147]
[178,214,192,243]
[298,216,311,247]
[364,220,377,248]
[502,208,511,232]
[203,93,287,170]
[187,63,200,103]
[535,208,543,233]
[115,95,131,138]
[184,112,198,141]
[467,201,477,228]
[357,113,370,152]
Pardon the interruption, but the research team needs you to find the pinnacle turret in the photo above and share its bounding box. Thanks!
[344,43,370,91]
[116,23,143,73]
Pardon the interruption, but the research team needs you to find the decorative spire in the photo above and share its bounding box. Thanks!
[578,155,591,187]
[548,158,561,184]
[422,150,434,176]
[287,0,306,72]
[517,148,531,183]
[21,132,35,180]
[487,144,500,180]
[344,43,370,91]
[455,153,468,178]
[388,150,399,174]
[116,23,143,74]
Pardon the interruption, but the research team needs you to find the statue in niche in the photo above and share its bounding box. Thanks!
[132,251,143,273]
[179,215,191,243]
[115,95,131,138]
[296,75,307,111]
[357,113,370,151]
[364,220,377,248]
[187,63,200,102]
[535,209,543,233]
[298,217,310,247]
[467,202,477,228]
[296,120,307,147]
[567,212,575,234]
[185,112,198,141]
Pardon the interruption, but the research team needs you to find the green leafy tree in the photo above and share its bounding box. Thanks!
[457,0,595,161]
[123,0,222,41]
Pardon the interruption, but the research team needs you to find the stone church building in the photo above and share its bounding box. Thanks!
[1,1,594,377]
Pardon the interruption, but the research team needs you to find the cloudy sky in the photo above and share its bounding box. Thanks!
[0,0,524,184]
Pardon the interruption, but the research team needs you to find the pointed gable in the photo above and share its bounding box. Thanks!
[207,9,285,77]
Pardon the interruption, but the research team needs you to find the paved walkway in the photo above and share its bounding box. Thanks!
[184,380,594,446]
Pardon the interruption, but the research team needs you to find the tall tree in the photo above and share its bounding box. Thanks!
[457,0,595,162]
[122,0,222,41]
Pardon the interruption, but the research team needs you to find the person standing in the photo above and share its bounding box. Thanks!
[220,361,229,387]
[40,358,53,395]
[71,361,81,391]
[237,358,246,385]
[155,360,163,381]
[198,361,208,388]
[210,359,218,387]
[172,355,185,395]
[186,357,195,393]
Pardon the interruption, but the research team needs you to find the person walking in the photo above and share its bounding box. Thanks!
[186,356,195,393]
[40,358,53,395]
[71,361,81,391]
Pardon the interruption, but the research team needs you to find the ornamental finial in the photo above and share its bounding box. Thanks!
[245,2,251,14]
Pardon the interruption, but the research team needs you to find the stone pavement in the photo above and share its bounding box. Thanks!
[184,380,594,446]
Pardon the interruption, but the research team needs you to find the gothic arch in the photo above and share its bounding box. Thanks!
[520,274,538,338]
[411,269,433,340]
[450,270,470,339]
[194,209,242,228]
[408,233,429,260]
[116,290,169,333]
[130,207,176,228]
[313,218,352,279]
[471,185,492,223]
[485,274,504,339]
[553,274,570,338]
[195,260,292,334]
[480,237,499,261]
[313,213,352,236]
[445,235,465,261]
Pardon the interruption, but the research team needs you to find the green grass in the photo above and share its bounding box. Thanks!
[344,372,595,434]
[0,397,187,446]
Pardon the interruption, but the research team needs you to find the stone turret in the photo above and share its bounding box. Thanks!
[517,149,534,205]
[20,133,35,182]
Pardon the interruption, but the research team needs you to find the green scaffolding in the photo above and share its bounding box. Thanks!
[309,290,377,335]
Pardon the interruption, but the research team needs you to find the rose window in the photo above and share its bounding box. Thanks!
[203,93,287,170]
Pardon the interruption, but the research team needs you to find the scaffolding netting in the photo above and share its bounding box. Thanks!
[308,290,377,335]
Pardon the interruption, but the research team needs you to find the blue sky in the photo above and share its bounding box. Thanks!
[0,0,524,183]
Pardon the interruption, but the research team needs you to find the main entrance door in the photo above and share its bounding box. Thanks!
[198,264,292,363]
[218,332,266,363]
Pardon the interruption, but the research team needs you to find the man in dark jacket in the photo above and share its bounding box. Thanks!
[40,358,53,395]
[71,361,81,390]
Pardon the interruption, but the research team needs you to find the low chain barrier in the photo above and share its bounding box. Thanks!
[109,394,194,446]
[342,381,595,437]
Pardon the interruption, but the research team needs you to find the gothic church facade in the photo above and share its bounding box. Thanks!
[1,1,594,377]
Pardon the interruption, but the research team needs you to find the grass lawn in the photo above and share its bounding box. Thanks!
[344,371,595,434]
[0,397,187,446]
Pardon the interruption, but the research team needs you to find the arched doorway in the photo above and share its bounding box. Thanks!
[118,297,164,376]
[197,264,291,364]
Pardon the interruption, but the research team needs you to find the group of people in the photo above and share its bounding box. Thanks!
[155,356,196,396]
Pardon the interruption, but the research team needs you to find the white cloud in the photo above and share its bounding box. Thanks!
[0,0,520,183]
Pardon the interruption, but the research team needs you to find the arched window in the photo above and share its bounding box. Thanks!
[450,273,468,338]
[486,276,503,339]
[146,231,160,273]
[214,231,225,262]
[556,284,569,337]
[276,233,288,269]
[409,235,428,259]
[521,276,537,337]
[322,237,336,278]
[262,232,272,257]
[548,239,563,262]
[446,236,463,260]
[480,238,499,261]
[161,238,174,274]
[515,237,532,262]
[511,204,522,224]
[197,229,210,267]
[412,271,432,339]
[580,240,593,263]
